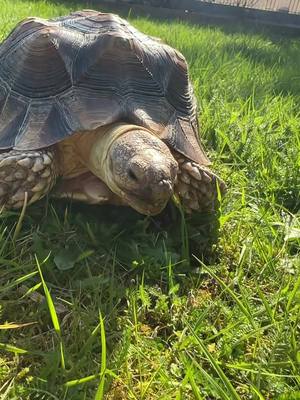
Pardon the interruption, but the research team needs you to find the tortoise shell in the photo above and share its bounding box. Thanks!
[0,10,210,165]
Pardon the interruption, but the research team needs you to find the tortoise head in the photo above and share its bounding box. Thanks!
[88,124,178,215]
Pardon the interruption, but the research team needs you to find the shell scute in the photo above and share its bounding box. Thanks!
[0,95,28,149]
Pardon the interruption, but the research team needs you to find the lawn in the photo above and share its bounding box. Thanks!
[0,0,299,399]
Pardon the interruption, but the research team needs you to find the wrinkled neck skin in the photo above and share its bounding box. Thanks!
[77,123,178,215]
[88,123,138,194]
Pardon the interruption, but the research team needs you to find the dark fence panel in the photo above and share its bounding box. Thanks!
[99,0,300,31]
[121,0,300,14]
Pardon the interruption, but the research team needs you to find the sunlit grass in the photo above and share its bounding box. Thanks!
[0,0,299,399]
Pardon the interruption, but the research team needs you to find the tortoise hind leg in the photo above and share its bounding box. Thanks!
[174,155,226,213]
[0,148,58,209]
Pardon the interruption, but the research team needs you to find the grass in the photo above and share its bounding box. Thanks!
[0,0,299,398]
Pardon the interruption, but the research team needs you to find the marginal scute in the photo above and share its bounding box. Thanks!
[0,95,28,149]
[0,85,7,116]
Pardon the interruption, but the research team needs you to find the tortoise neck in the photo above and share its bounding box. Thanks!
[81,123,154,189]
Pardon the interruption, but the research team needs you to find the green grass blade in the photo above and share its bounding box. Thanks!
[94,311,107,400]
[12,191,28,242]
[187,369,204,400]
[65,374,101,387]
[35,254,65,370]
[249,384,266,400]
[194,256,255,327]
[255,283,275,324]
[0,322,36,329]
[188,324,242,400]
[224,363,300,378]
[184,352,232,400]
[0,270,38,296]
[1,377,14,399]
[0,342,28,354]
[286,273,300,312]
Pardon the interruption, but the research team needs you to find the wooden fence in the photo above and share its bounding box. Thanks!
[117,0,300,14]
[93,0,300,31]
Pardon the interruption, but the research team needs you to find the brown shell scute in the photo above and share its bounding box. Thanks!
[0,10,210,166]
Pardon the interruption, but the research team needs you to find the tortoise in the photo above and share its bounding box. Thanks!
[0,10,225,216]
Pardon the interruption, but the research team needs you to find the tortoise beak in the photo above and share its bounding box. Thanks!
[123,190,172,216]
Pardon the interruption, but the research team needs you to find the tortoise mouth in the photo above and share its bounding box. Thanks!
[122,190,171,216]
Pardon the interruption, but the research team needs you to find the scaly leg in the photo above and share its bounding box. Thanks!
[174,155,226,213]
[0,149,58,209]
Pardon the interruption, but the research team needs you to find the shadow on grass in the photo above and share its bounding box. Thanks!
[1,198,221,396]
[32,198,222,271]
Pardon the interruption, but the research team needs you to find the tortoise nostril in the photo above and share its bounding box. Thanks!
[128,168,139,182]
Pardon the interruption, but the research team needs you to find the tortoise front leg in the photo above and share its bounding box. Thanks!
[174,155,226,214]
[0,148,58,209]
